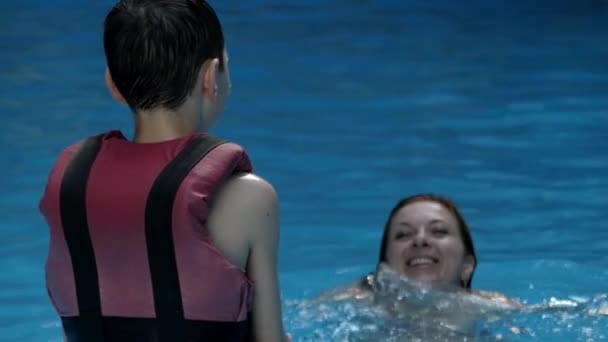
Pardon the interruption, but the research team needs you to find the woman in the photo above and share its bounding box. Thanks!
[332,194,518,307]
[304,194,606,340]
[325,194,520,338]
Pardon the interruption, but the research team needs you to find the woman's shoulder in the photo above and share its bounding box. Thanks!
[312,274,375,302]
[471,289,524,308]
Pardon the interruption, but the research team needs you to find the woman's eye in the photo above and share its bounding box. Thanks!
[433,229,448,236]
[395,231,412,240]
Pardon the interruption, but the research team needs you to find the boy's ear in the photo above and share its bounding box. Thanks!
[200,58,219,100]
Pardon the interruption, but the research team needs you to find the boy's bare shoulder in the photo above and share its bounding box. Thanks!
[222,173,276,196]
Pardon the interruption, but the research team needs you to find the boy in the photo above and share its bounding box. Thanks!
[39,1,289,341]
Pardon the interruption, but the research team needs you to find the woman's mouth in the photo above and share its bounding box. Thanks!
[407,257,438,267]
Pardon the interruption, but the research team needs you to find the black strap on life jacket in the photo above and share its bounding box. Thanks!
[59,134,251,341]
[144,134,226,341]
[59,134,105,342]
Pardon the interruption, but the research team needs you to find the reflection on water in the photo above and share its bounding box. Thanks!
[285,266,608,341]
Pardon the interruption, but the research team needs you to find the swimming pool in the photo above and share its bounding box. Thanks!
[1,0,607,340]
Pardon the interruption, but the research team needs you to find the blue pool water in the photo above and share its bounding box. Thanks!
[1,0,607,341]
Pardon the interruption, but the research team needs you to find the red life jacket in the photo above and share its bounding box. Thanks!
[40,131,254,341]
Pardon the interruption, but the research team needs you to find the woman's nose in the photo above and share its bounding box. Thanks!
[412,230,430,247]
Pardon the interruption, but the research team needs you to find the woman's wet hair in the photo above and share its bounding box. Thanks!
[378,194,477,288]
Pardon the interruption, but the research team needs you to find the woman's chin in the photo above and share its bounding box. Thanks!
[406,274,461,289]
[404,271,440,284]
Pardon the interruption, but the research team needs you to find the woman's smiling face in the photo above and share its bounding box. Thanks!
[384,200,475,287]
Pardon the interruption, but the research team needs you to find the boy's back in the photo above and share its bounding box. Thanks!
[41,131,255,340]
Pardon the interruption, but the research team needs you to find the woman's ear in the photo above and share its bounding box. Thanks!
[105,68,127,105]
[461,254,475,287]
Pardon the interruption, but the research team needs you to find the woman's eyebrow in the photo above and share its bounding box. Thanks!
[428,219,446,225]
[397,219,446,227]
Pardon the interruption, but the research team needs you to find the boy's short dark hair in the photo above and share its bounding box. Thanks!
[103,0,225,112]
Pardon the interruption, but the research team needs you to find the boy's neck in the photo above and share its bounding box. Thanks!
[132,109,200,143]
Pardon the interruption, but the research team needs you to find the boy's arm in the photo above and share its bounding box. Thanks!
[211,174,289,342]
[241,178,289,342]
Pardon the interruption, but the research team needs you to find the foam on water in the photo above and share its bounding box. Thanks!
[285,265,608,341]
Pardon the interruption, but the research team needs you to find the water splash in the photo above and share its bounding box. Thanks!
[285,265,608,341]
